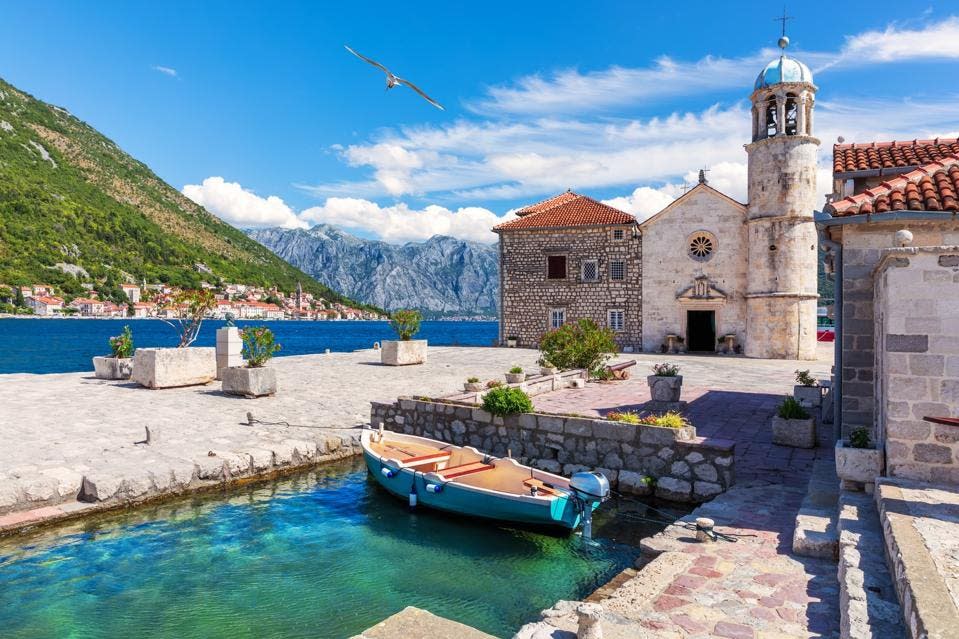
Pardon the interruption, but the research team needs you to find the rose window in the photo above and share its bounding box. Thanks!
[687,232,716,262]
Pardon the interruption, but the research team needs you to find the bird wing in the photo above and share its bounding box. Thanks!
[344,45,394,76]
[394,76,445,111]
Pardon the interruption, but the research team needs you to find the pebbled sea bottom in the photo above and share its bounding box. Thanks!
[0,459,647,639]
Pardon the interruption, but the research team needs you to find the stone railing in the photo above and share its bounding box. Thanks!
[370,398,735,503]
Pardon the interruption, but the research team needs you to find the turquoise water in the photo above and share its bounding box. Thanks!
[0,460,655,638]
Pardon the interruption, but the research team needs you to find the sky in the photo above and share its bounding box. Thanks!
[2,1,959,244]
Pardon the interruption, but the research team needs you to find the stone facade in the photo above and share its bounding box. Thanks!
[497,224,642,349]
[874,247,959,483]
[830,222,959,439]
[370,398,735,503]
[640,186,749,353]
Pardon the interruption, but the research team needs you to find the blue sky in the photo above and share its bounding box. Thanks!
[2,1,959,243]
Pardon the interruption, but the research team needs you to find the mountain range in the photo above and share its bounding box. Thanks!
[0,76,365,306]
[248,225,500,316]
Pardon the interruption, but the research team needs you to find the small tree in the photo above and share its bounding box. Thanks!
[14,286,25,308]
[389,309,422,341]
[109,326,135,358]
[158,289,216,347]
[482,386,533,416]
[241,326,281,367]
[539,318,617,378]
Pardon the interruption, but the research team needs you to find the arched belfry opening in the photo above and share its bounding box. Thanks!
[784,93,798,135]
[765,95,778,138]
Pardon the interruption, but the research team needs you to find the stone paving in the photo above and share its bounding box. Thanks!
[0,347,544,520]
[534,345,833,488]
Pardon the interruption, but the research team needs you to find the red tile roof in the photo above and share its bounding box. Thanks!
[494,191,634,231]
[833,138,959,175]
[826,156,959,216]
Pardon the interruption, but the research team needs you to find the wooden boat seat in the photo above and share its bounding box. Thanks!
[402,451,452,467]
[436,460,495,480]
[522,478,557,496]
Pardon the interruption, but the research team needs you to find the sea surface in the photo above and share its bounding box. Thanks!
[0,318,499,374]
[0,459,661,638]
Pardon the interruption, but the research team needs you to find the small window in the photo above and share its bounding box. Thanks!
[610,260,625,281]
[612,229,624,240]
[608,309,624,332]
[549,308,566,329]
[687,232,715,262]
[581,260,598,282]
[547,255,567,279]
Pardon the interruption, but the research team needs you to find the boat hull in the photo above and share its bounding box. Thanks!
[362,446,589,531]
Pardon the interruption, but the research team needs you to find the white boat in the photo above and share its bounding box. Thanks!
[361,428,609,535]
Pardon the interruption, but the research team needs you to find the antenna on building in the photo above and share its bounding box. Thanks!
[681,181,691,194]
[774,7,794,50]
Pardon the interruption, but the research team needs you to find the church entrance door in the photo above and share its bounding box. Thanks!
[687,310,716,352]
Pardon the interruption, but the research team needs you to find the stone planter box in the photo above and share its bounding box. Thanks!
[647,375,683,402]
[505,372,525,384]
[464,382,484,392]
[771,416,816,449]
[93,356,133,380]
[222,366,277,398]
[381,340,428,366]
[794,385,822,407]
[506,337,518,348]
[540,367,558,376]
[131,347,216,389]
[835,440,883,484]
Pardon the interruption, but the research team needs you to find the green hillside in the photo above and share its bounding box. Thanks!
[0,77,362,305]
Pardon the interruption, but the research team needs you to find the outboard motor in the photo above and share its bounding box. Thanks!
[569,472,611,540]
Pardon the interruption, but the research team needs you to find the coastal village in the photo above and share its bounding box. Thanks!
[0,279,385,320]
[1,9,959,639]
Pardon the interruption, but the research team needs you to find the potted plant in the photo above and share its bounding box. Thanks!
[647,362,683,402]
[835,427,883,486]
[505,366,525,384]
[771,396,815,448]
[793,370,822,407]
[538,357,558,376]
[506,336,518,348]
[131,290,218,389]
[381,309,427,365]
[93,325,135,380]
[464,376,484,392]
[222,326,281,398]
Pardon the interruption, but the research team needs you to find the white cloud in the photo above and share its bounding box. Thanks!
[183,177,307,229]
[834,17,959,65]
[300,198,510,244]
[602,186,679,222]
[152,65,178,77]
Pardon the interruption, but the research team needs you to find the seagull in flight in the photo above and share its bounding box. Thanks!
[344,45,445,111]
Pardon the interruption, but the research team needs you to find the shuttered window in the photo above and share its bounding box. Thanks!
[547,255,567,279]
[608,309,625,332]
[550,308,566,329]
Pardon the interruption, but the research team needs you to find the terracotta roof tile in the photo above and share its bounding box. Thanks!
[833,138,959,175]
[494,191,634,231]
[825,156,959,216]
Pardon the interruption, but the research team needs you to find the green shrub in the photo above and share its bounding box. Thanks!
[849,427,871,449]
[795,369,817,387]
[539,318,617,377]
[389,309,422,341]
[606,411,640,424]
[777,396,810,420]
[509,366,523,374]
[466,376,479,383]
[108,325,134,358]
[652,362,680,376]
[537,357,555,368]
[241,326,281,368]
[639,412,689,429]
[482,386,533,416]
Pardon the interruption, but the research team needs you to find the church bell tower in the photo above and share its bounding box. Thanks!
[744,33,820,360]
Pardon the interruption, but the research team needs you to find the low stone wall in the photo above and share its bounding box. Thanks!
[370,398,735,503]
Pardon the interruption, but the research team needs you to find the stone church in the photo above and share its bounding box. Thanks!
[495,37,820,360]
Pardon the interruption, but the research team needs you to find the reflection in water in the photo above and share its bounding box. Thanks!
[0,459,672,639]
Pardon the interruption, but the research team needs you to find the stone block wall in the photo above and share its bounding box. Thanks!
[835,221,959,439]
[371,398,735,503]
[875,247,959,483]
[640,186,750,353]
[497,225,642,349]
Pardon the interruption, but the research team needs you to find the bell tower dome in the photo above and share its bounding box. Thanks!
[744,34,820,360]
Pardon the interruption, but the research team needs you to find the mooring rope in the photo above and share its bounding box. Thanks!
[610,489,756,543]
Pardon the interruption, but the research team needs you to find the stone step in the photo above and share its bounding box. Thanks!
[837,491,905,639]
[792,457,840,559]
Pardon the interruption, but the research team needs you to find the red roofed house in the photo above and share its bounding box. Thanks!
[818,141,959,483]
[26,295,63,316]
[495,37,821,359]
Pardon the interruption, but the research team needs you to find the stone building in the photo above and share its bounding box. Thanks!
[496,36,820,359]
[819,144,959,482]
